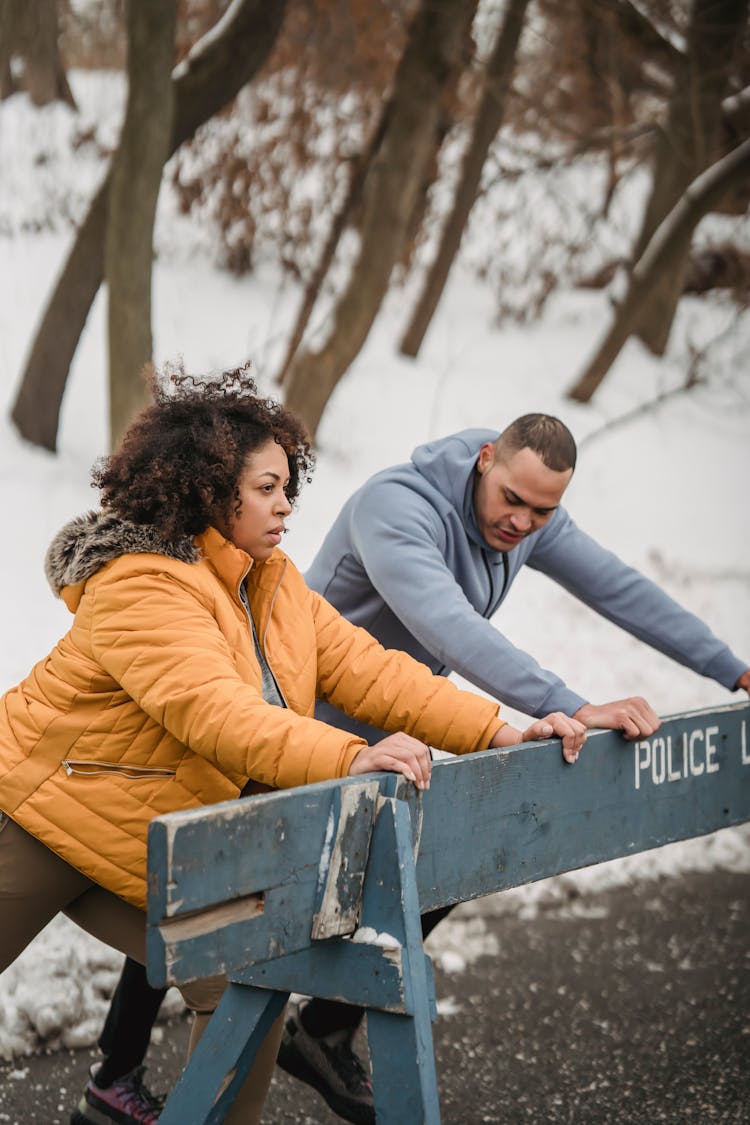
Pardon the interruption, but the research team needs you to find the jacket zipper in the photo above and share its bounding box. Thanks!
[483,550,509,618]
[237,560,290,709]
[62,760,176,779]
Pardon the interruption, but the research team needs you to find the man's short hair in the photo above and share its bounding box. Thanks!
[495,414,577,472]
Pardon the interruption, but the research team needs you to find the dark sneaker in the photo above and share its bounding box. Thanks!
[70,1064,165,1125]
[277,1004,375,1124]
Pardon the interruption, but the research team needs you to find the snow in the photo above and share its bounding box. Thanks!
[0,73,749,1061]
[351,929,401,951]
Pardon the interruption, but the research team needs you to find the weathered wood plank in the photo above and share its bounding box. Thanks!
[147,702,749,987]
[146,778,380,986]
[364,798,440,1124]
[148,702,749,1124]
[411,701,750,911]
[311,780,380,939]
[158,984,287,1124]
[148,782,345,918]
[234,937,409,1013]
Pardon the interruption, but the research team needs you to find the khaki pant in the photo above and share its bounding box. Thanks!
[0,813,283,1123]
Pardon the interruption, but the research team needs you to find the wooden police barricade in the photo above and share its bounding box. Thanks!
[146,700,750,1123]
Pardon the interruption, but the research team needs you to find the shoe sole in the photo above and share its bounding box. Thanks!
[70,1108,110,1125]
[69,1098,153,1125]
[277,1041,375,1125]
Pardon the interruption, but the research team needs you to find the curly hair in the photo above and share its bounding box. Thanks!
[92,364,315,540]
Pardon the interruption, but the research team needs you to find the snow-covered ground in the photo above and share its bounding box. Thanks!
[0,73,748,1060]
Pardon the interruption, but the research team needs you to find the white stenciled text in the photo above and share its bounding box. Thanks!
[634,725,724,790]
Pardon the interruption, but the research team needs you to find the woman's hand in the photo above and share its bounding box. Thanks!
[491,712,587,764]
[348,732,432,789]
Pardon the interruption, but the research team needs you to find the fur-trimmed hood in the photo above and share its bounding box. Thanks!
[44,510,199,598]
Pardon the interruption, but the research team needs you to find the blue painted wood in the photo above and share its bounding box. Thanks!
[147,782,340,916]
[410,701,750,911]
[146,702,750,1124]
[148,702,749,988]
[158,983,287,1124]
[363,798,441,1125]
[234,937,409,1012]
[311,780,380,939]
[146,778,380,987]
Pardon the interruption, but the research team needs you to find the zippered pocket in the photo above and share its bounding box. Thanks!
[62,759,176,780]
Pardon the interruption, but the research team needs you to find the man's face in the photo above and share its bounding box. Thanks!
[473,443,572,551]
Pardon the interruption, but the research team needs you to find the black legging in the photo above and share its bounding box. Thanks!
[97,903,456,1079]
[97,956,167,1086]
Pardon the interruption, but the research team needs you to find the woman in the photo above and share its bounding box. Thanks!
[0,366,584,1124]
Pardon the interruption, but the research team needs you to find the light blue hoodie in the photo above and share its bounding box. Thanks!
[307,429,745,736]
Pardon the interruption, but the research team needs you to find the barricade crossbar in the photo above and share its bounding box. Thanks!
[147,700,750,1123]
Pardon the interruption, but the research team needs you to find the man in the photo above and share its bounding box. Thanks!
[73,415,749,1125]
[277,416,749,1124]
[306,416,748,739]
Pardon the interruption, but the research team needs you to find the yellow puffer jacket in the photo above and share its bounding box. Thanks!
[0,512,503,909]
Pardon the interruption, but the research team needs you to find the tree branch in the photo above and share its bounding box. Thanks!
[567,135,750,402]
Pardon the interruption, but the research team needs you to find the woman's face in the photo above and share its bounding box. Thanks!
[226,439,292,561]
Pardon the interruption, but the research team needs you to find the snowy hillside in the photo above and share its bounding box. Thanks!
[0,72,748,1060]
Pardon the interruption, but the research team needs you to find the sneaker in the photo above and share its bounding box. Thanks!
[70,1063,165,1125]
[277,1004,375,1124]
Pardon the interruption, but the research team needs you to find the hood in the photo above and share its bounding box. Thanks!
[45,510,199,600]
[411,428,499,552]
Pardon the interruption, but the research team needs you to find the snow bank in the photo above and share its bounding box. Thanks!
[0,72,748,1060]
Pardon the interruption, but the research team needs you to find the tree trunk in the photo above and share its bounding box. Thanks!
[10,180,110,450]
[105,1,176,449]
[11,0,287,452]
[610,0,683,72]
[567,137,750,403]
[632,0,748,355]
[399,0,529,358]
[396,13,475,276]
[0,0,75,107]
[284,0,479,438]
[276,99,392,388]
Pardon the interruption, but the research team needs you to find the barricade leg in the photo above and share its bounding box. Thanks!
[159,984,288,1124]
[363,797,441,1124]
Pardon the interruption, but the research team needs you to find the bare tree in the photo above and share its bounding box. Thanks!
[631,0,748,354]
[11,0,287,452]
[0,0,75,107]
[609,0,683,72]
[399,0,530,358]
[276,0,471,389]
[275,99,392,388]
[567,137,750,403]
[283,0,479,438]
[105,2,177,448]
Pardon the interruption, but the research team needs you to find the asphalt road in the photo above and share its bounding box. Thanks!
[1,869,748,1124]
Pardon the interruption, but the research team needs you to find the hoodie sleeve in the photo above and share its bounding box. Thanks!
[307,587,503,754]
[526,509,747,691]
[347,479,588,718]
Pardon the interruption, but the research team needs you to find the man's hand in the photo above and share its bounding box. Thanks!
[573,698,660,740]
[491,712,587,764]
[349,732,432,789]
[736,669,750,695]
